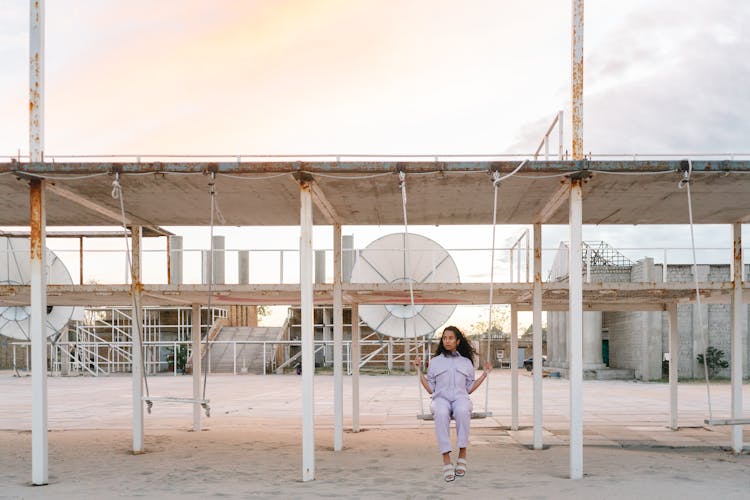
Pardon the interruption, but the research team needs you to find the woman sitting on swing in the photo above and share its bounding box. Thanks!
[414,325,492,482]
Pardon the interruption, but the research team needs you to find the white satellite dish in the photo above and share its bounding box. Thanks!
[351,233,458,338]
[0,237,76,340]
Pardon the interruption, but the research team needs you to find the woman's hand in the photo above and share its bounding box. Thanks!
[482,361,492,373]
[412,357,422,370]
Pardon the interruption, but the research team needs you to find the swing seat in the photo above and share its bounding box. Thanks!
[143,397,211,417]
[417,411,492,421]
[704,418,750,426]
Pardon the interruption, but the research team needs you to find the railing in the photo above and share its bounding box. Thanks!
[11,337,435,377]
[1,244,745,286]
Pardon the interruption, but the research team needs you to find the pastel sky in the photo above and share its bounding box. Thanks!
[0,1,747,330]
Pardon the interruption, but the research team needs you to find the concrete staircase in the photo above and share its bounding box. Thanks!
[205,326,283,374]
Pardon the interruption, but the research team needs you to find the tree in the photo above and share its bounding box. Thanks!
[469,305,510,337]
[696,346,729,378]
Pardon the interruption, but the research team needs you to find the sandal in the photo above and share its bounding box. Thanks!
[442,463,455,482]
[455,458,467,477]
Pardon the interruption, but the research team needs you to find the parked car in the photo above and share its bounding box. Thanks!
[523,355,547,371]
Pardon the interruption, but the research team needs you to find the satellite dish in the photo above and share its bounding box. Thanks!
[351,233,458,338]
[0,237,76,340]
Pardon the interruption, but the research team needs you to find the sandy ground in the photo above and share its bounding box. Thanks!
[2,371,749,499]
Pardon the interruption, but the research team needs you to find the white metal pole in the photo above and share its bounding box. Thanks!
[558,110,564,160]
[131,226,145,454]
[352,302,361,432]
[568,179,584,480]
[29,0,47,486]
[333,224,344,451]
[29,179,48,485]
[300,181,315,481]
[192,304,201,432]
[571,0,584,161]
[730,222,744,453]
[533,223,544,450]
[667,303,679,430]
[510,304,519,431]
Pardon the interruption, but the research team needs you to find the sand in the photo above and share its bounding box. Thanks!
[1,371,749,499]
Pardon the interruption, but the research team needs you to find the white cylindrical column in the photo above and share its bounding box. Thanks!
[333,224,344,451]
[510,304,519,431]
[532,222,544,450]
[192,304,202,432]
[212,235,225,285]
[730,223,744,452]
[300,181,315,481]
[568,179,584,480]
[131,226,145,454]
[351,303,361,432]
[30,179,48,485]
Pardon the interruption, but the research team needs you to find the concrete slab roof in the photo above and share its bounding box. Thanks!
[1,159,749,227]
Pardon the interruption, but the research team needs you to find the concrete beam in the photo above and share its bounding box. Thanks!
[536,182,570,223]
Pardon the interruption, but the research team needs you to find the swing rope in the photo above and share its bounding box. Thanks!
[483,170,503,413]
[112,172,210,417]
[398,171,427,418]
[679,160,713,420]
[111,173,151,404]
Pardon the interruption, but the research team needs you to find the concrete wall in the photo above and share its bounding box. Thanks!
[548,260,750,381]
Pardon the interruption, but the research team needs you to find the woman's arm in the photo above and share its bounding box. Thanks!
[468,361,492,394]
[412,358,433,394]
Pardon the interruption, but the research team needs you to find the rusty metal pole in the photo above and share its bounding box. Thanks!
[571,0,584,161]
[30,179,48,486]
[29,0,48,486]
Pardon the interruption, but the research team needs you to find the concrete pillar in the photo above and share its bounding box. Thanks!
[342,235,354,283]
[238,250,250,285]
[582,311,604,369]
[668,303,679,430]
[299,181,315,481]
[315,249,326,284]
[169,235,183,285]
[212,235,225,285]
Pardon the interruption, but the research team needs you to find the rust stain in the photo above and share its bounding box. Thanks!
[29,180,43,260]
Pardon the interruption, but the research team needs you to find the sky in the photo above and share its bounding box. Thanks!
[0,0,748,332]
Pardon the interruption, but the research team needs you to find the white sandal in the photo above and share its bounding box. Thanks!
[455,458,467,477]
[442,463,456,482]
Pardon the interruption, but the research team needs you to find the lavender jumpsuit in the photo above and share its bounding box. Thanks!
[427,352,475,454]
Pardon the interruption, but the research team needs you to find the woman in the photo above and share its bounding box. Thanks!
[414,326,492,482]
